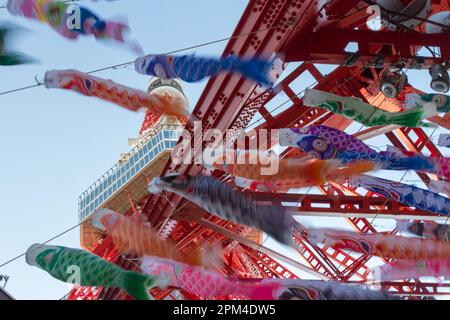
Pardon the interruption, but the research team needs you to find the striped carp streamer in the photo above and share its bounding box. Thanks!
[140,256,391,300]
[44,69,189,120]
[304,227,450,260]
[90,208,208,267]
[25,244,158,300]
[372,259,450,282]
[303,89,433,127]
[279,125,448,179]
[135,54,273,86]
[438,134,450,148]
[7,0,142,52]
[0,25,34,65]
[397,220,450,241]
[148,174,304,245]
[351,175,450,216]
[206,148,377,190]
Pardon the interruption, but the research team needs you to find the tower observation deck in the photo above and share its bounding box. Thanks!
[79,79,187,250]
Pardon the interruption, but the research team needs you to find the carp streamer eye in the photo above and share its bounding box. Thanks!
[432,94,447,108]
[312,139,328,152]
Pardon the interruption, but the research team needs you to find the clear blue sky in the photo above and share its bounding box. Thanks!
[0,0,448,300]
[0,0,247,300]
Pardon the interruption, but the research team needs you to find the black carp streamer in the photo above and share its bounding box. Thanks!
[149,174,304,246]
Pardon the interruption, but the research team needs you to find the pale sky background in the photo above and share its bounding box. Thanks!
[0,0,448,300]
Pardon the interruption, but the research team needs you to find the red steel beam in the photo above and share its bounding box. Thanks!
[284,28,450,68]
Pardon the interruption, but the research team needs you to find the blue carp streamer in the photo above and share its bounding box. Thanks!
[351,175,450,216]
[135,54,273,85]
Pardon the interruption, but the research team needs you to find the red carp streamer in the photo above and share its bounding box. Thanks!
[44,69,189,120]
[90,209,209,267]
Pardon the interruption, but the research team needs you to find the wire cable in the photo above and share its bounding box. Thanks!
[0,222,82,269]
[0,24,281,96]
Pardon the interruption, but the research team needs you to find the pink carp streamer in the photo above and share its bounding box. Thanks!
[7,0,142,52]
[91,209,208,267]
[372,259,450,282]
[207,149,377,190]
[141,256,278,300]
[304,227,450,260]
[141,256,391,300]
[44,69,189,120]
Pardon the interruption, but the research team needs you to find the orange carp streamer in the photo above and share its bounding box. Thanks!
[44,69,189,120]
[90,209,206,267]
[206,149,376,189]
[306,227,450,260]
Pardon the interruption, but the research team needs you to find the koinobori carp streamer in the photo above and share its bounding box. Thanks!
[279,125,448,179]
[141,256,279,300]
[206,148,376,190]
[135,54,273,85]
[148,174,304,245]
[257,279,393,300]
[44,69,189,120]
[351,175,450,216]
[90,208,210,267]
[405,93,450,114]
[303,89,434,127]
[7,0,142,52]
[305,227,450,260]
[429,180,450,196]
[0,25,34,65]
[25,244,158,300]
[397,220,450,241]
[372,259,450,282]
[438,134,450,148]
[140,256,392,300]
